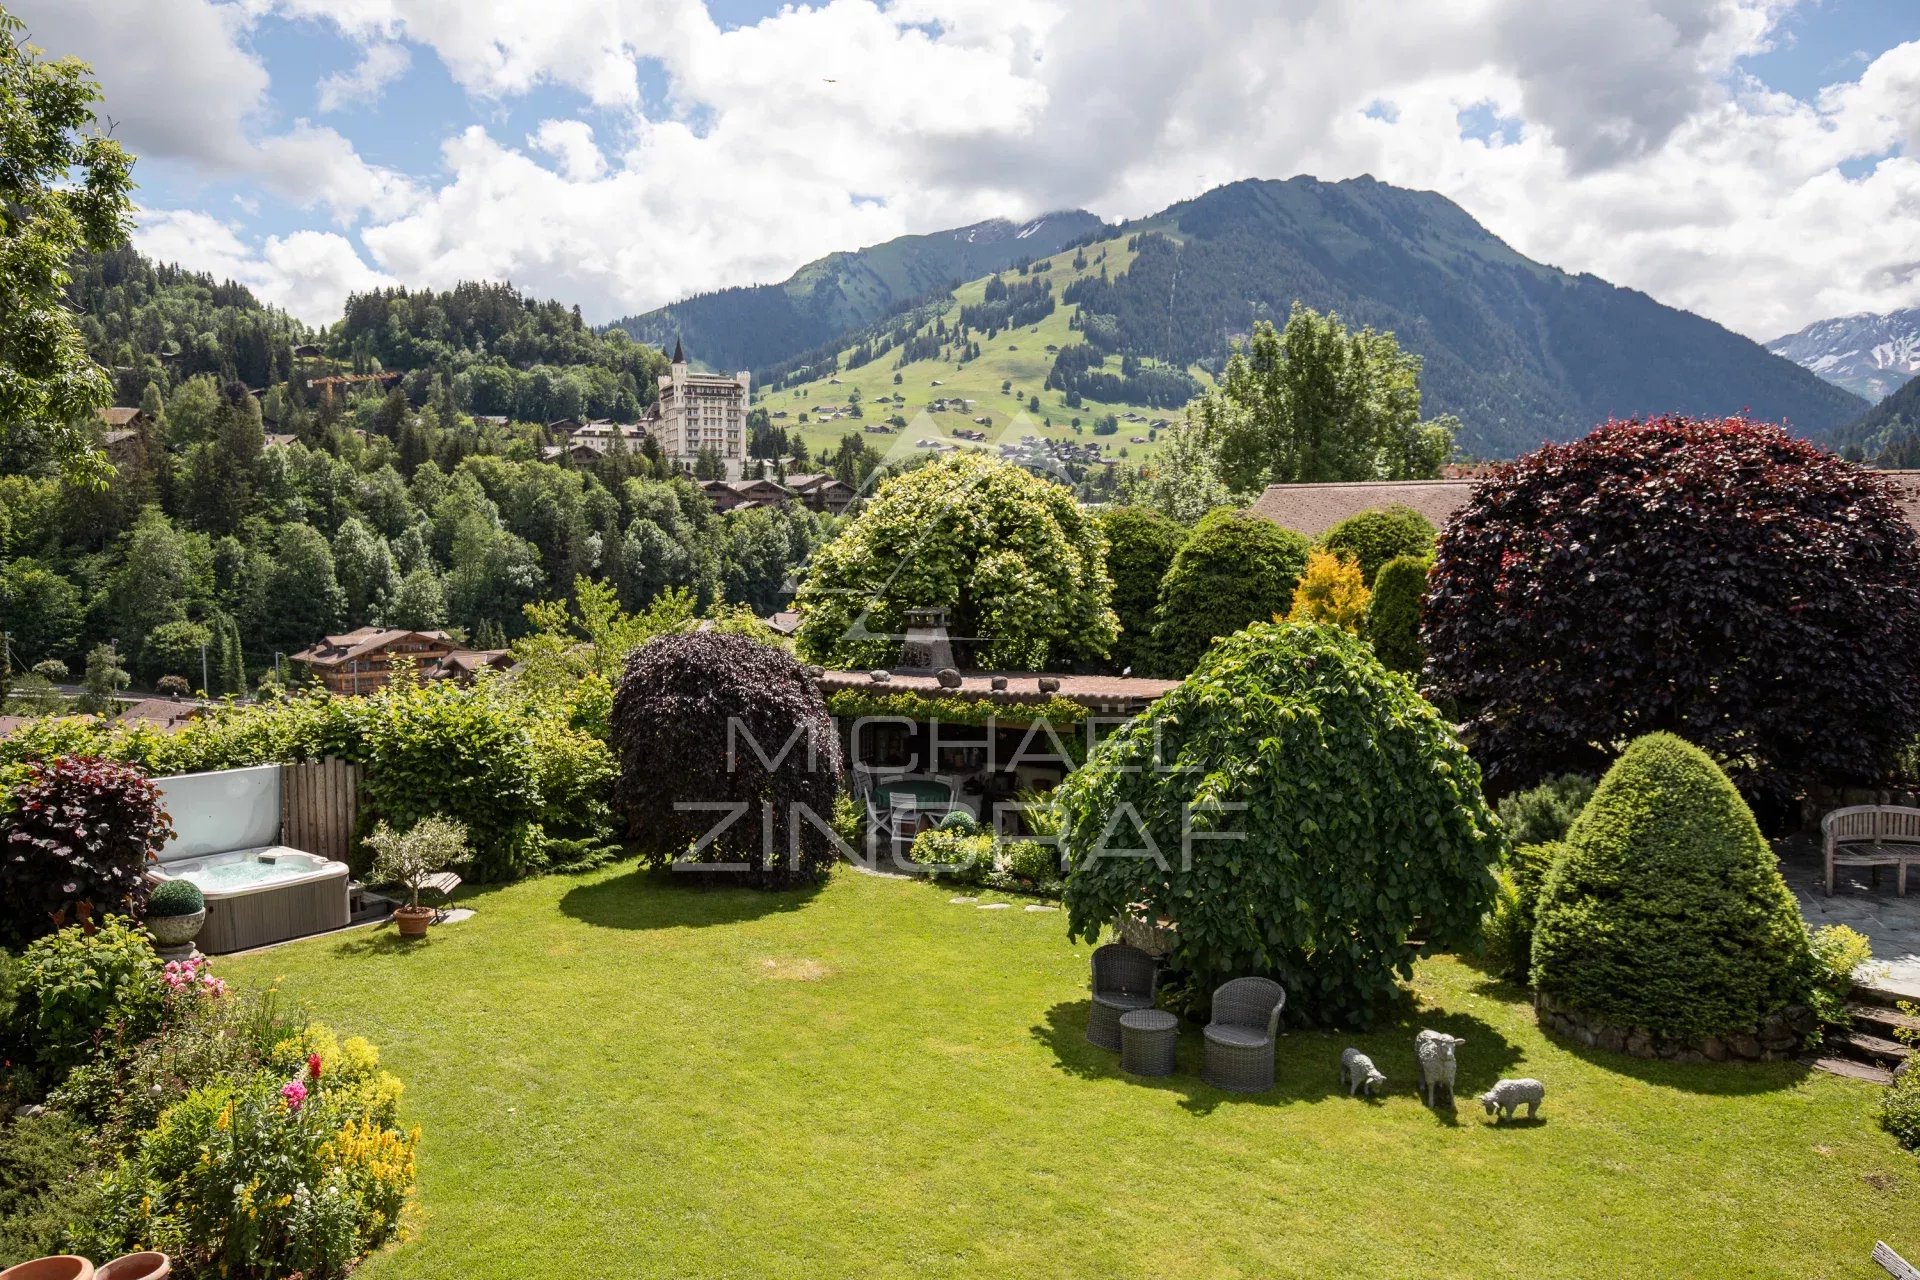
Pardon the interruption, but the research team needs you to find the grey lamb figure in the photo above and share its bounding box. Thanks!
[1479,1078,1545,1122]
[1414,1029,1465,1106]
[1339,1047,1387,1098]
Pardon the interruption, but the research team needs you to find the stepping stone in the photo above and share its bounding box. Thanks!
[1023,904,1056,913]
[977,903,1011,910]
[438,908,476,925]
[949,896,977,904]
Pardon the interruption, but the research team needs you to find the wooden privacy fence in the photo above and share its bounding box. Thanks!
[281,758,361,863]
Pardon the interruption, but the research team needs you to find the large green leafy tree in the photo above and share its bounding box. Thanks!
[1147,508,1309,676]
[1190,303,1455,491]
[0,557,83,665]
[1425,415,1920,799]
[1530,733,1811,1041]
[794,453,1117,670]
[0,9,134,482]
[1058,623,1503,1027]
[1095,506,1185,672]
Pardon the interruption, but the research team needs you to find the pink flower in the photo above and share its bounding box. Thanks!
[280,1079,308,1112]
[307,1053,323,1081]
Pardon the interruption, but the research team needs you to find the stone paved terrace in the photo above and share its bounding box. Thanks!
[1779,834,1920,1000]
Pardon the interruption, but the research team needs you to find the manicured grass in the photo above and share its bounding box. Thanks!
[221,864,1918,1278]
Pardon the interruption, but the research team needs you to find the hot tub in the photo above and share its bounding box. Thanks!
[149,846,351,953]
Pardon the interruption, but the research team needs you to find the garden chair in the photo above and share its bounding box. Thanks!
[1086,943,1158,1051]
[1202,976,1286,1093]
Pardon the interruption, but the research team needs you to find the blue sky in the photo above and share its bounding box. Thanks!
[19,0,1920,339]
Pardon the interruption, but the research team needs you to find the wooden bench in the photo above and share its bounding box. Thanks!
[1823,805,1920,895]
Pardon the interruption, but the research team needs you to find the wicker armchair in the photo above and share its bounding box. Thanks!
[1202,976,1286,1092]
[1086,943,1158,1050]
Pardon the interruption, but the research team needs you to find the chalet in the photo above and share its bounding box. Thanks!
[702,476,795,512]
[291,342,326,360]
[545,417,586,437]
[474,414,510,428]
[98,406,151,431]
[290,628,511,695]
[116,698,204,734]
[784,472,857,516]
[263,433,300,449]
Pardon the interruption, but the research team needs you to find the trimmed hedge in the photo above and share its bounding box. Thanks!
[1531,733,1811,1040]
[1096,505,1186,671]
[1366,554,1429,676]
[611,631,844,889]
[1148,509,1311,677]
[1318,504,1437,585]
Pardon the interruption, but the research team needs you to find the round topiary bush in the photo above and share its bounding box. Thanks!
[1365,553,1429,676]
[1530,733,1811,1043]
[1147,509,1310,676]
[1425,415,1920,798]
[611,631,844,889]
[1058,622,1504,1027]
[1,756,174,948]
[793,452,1117,670]
[144,878,204,918]
[1096,505,1186,671]
[1318,504,1437,585]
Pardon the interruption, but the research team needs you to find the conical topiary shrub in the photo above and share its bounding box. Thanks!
[1530,733,1810,1042]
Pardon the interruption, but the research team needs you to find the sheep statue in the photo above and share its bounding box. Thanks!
[1479,1078,1546,1122]
[1414,1029,1465,1106]
[1339,1048,1387,1098]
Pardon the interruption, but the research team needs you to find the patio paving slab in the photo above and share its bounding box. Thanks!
[1779,836,1920,1000]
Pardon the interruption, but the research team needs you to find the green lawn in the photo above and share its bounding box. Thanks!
[220,863,1918,1279]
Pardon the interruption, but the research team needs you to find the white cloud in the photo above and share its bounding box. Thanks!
[133,210,396,323]
[33,0,1920,343]
[316,40,412,113]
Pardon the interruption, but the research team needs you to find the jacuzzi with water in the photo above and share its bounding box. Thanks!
[149,766,350,953]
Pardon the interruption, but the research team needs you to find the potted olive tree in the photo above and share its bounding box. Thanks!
[366,815,471,938]
[144,879,207,960]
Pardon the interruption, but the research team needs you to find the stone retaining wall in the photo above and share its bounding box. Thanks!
[1534,992,1814,1063]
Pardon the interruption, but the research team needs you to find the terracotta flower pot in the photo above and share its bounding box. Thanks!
[0,1257,95,1280]
[394,904,435,937]
[96,1255,169,1280]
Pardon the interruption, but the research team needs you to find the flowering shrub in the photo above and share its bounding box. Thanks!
[82,1058,418,1280]
[13,917,166,1083]
[1425,416,1920,799]
[1,756,173,947]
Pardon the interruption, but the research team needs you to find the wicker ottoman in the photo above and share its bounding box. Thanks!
[1120,1009,1179,1077]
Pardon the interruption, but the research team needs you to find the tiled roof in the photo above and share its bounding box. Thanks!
[98,407,143,427]
[815,669,1178,714]
[1247,480,1477,537]
[117,699,202,731]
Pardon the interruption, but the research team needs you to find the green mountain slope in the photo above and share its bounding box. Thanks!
[606,211,1104,373]
[1830,374,1920,463]
[748,177,1870,460]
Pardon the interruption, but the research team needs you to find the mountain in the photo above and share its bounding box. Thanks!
[1828,372,1920,463]
[753,176,1868,460]
[1766,308,1920,402]
[607,211,1105,374]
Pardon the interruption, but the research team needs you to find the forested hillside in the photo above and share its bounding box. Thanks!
[0,252,833,697]
[68,247,309,408]
[1831,374,1920,465]
[607,211,1104,375]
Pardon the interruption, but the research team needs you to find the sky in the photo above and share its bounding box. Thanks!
[16,0,1920,340]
